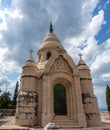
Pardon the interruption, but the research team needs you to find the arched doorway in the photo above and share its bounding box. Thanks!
[54,84,67,115]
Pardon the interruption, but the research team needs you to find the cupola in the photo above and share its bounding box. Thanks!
[77,53,89,70]
[37,22,65,62]
[77,53,91,79]
[22,49,38,77]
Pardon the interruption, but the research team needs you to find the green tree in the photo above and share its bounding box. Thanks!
[106,84,110,112]
[13,81,19,108]
[0,91,11,109]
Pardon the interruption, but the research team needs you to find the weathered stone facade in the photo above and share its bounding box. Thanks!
[15,24,101,128]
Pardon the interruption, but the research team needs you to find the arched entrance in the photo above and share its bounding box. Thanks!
[54,84,67,115]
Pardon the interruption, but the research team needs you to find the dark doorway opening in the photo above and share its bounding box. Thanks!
[54,84,67,115]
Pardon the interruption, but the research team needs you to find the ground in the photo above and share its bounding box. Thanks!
[0,112,110,130]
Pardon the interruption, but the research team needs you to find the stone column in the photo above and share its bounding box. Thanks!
[15,91,38,126]
[73,75,87,127]
[41,74,53,127]
[41,75,47,127]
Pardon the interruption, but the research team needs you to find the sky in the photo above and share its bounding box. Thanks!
[0,0,110,109]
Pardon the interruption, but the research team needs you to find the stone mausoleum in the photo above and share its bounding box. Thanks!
[15,23,101,129]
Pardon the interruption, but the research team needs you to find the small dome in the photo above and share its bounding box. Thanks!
[38,33,64,51]
[77,59,89,70]
[22,56,38,77]
[23,56,37,68]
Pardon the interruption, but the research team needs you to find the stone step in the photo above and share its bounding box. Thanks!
[52,116,69,119]
[51,123,82,129]
[52,117,76,123]
[52,120,77,125]
[52,118,82,129]
[54,124,83,129]
[0,128,29,130]
[0,127,43,130]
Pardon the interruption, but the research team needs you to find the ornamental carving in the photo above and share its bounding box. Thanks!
[49,56,72,73]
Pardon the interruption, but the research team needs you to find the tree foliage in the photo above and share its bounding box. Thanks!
[0,91,11,109]
[13,81,19,108]
[0,81,19,109]
[106,84,110,112]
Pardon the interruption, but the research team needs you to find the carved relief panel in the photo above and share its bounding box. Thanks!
[49,56,72,73]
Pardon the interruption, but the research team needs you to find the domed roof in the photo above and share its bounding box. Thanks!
[77,53,89,70]
[39,33,64,51]
[23,50,37,68]
[23,57,37,68]
[77,59,89,70]
[22,52,39,78]
[38,23,64,52]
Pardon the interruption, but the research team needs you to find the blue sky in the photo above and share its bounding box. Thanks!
[94,0,110,44]
[0,0,110,109]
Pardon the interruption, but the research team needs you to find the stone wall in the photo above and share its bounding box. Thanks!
[0,109,15,116]
[15,91,38,126]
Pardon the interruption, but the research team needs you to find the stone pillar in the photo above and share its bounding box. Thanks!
[78,61,101,127]
[81,84,101,126]
[41,74,53,127]
[73,75,87,127]
[15,56,39,126]
[41,75,48,127]
[15,91,38,126]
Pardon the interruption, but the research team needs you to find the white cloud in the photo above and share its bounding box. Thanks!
[0,45,21,73]
[64,7,109,109]
[82,0,99,20]
[0,0,1,5]
[0,8,23,31]
[104,39,110,48]
[0,10,7,32]
[94,86,107,109]
[90,39,110,77]
[66,9,105,67]
[90,49,110,73]
[0,75,20,98]
[0,76,10,86]
[101,73,110,82]
[85,10,105,37]
[66,10,105,47]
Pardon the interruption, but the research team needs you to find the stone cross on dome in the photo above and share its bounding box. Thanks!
[78,53,83,60]
[29,49,34,57]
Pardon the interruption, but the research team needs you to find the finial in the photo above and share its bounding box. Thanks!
[49,22,53,33]
[78,53,83,60]
[29,49,34,57]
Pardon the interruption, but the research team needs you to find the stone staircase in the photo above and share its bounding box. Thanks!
[51,116,83,129]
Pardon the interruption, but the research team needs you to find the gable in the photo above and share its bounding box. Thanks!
[49,56,73,74]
